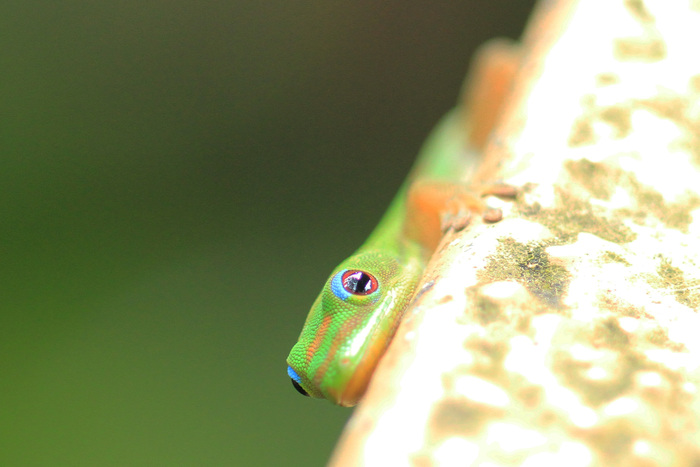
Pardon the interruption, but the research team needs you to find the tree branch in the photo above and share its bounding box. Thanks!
[330,0,700,464]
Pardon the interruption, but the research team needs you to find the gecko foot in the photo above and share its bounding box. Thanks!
[440,209,472,235]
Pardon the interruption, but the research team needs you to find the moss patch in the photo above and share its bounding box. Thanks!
[627,178,700,232]
[480,238,570,309]
[562,158,700,233]
[597,295,648,317]
[614,37,666,62]
[568,118,596,147]
[568,92,688,150]
[690,75,700,93]
[474,294,503,325]
[636,96,687,123]
[647,256,700,309]
[552,349,637,408]
[596,73,619,87]
[428,398,488,439]
[592,317,631,350]
[602,251,630,266]
[568,102,632,147]
[520,189,636,244]
[624,0,654,23]
[565,159,616,200]
[599,106,632,139]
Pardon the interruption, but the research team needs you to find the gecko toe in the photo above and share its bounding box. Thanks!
[480,183,519,199]
[440,210,472,234]
[482,207,503,223]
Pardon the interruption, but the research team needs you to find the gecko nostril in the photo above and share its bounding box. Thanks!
[287,365,309,397]
[290,378,309,397]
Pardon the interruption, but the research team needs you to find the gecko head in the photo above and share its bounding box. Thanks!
[286,250,421,406]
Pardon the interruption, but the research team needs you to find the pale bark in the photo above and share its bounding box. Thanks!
[330,0,700,465]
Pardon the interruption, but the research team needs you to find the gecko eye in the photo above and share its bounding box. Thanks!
[341,270,378,295]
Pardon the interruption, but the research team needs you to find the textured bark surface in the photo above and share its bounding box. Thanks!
[330,0,700,465]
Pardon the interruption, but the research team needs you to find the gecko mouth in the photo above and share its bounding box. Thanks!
[332,332,392,407]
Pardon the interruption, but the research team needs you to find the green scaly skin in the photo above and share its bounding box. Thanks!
[287,110,479,406]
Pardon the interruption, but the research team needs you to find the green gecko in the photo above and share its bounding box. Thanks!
[287,40,519,407]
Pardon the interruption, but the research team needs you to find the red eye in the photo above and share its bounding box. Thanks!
[341,270,378,295]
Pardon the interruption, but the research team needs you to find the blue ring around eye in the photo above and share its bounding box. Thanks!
[331,269,351,301]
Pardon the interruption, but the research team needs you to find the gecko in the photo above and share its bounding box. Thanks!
[287,40,520,407]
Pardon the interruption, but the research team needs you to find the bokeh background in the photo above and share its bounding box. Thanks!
[2,1,535,465]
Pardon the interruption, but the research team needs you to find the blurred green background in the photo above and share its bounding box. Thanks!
[2,1,534,465]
